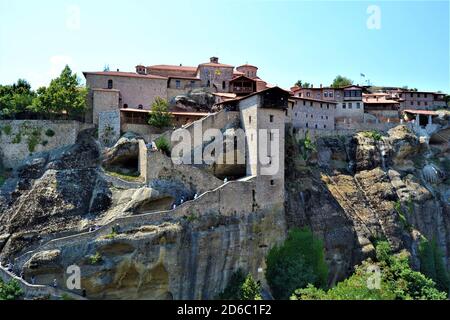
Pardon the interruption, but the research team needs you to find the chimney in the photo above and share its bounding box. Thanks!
[136,65,146,75]
[210,57,219,63]
[116,68,120,72]
[320,84,323,88]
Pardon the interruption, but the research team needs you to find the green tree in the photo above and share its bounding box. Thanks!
[294,80,312,88]
[217,269,246,300]
[241,274,262,300]
[292,241,447,300]
[148,97,172,129]
[331,75,353,88]
[265,228,328,300]
[31,65,87,117]
[0,279,23,300]
[298,131,316,161]
[0,79,36,118]
[418,238,450,293]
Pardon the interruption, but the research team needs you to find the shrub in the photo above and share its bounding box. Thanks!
[88,252,102,265]
[0,279,23,300]
[155,136,171,156]
[148,97,172,129]
[2,124,12,135]
[241,274,262,300]
[217,270,262,300]
[363,130,382,141]
[45,129,55,137]
[217,269,246,300]
[418,238,450,293]
[298,131,316,161]
[265,227,328,300]
[292,241,447,300]
[12,133,21,144]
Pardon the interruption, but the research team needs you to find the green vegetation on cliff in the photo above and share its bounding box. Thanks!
[265,228,328,300]
[291,241,447,300]
[0,279,23,300]
[218,270,262,300]
[418,237,450,294]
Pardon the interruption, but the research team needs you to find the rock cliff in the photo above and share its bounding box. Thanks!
[0,123,449,299]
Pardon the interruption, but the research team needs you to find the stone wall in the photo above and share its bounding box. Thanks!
[98,111,121,147]
[92,89,120,125]
[0,120,93,169]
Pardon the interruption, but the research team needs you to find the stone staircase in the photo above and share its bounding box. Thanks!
[0,264,86,300]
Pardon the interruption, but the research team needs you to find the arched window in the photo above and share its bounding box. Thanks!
[107,79,113,89]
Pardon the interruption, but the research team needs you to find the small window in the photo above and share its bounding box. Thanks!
[303,100,306,106]
[327,104,329,109]
[330,92,334,98]
[175,80,181,89]
[311,114,313,119]
[222,81,226,90]
[315,124,318,129]
[348,103,352,109]
[343,103,346,109]
[270,115,274,122]
[306,123,309,128]
[326,116,328,120]
[324,92,328,97]
[207,80,211,87]
[123,104,128,109]
[249,116,252,124]
[410,101,414,105]
[190,80,196,87]
[424,93,428,98]
[418,101,421,106]
[320,103,323,108]
[357,102,361,109]
[425,101,428,106]
[324,125,327,129]
[270,180,275,186]
[310,101,313,107]
[306,92,311,97]
[138,104,143,109]
[107,79,113,89]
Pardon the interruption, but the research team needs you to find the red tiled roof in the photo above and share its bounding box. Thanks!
[168,76,201,81]
[83,71,167,80]
[237,64,258,69]
[120,108,209,117]
[403,109,439,116]
[147,65,198,72]
[198,62,234,68]
[289,96,337,104]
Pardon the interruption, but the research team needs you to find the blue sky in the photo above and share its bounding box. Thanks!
[0,0,448,92]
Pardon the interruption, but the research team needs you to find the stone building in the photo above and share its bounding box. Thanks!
[287,97,336,130]
[83,71,168,124]
[392,90,447,111]
[363,93,400,124]
[292,85,364,129]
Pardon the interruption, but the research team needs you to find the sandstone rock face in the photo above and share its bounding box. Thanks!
[102,132,143,174]
[0,124,448,300]
[285,125,450,284]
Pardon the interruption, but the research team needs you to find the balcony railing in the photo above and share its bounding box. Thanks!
[230,86,254,93]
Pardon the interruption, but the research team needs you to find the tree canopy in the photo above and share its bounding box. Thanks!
[331,75,353,88]
[291,241,447,300]
[30,65,87,117]
[294,80,312,88]
[265,227,328,300]
[148,97,173,129]
[0,65,87,119]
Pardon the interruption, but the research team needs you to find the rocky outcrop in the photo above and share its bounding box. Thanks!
[102,132,144,174]
[285,125,450,284]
